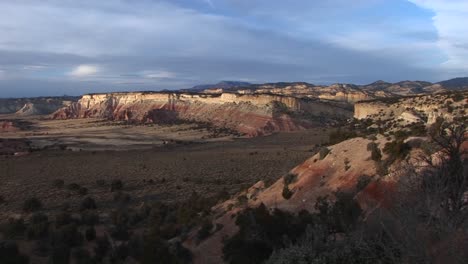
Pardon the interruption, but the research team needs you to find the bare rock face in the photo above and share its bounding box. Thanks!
[0,97,78,115]
[52,92,352,136]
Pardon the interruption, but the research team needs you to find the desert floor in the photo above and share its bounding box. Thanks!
[0,116,330,220]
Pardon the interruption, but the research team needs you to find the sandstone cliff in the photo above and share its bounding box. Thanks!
[52,92,352,136]
[0,97,78,115]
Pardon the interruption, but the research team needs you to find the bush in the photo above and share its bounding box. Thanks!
[1,218,26,238]
[96,179,106,187]
[319,147,330,160]
[329,129,358,145]
[26,213,49,240]
[67,183,80,191]
[0,241,29,264]
[111,180,124,192]
[23,197,42,212]
[80,197,97,211]
[81,211,99,225]
[78,187,88,196]
[383,140,411,162]
[85,226,96,241]
[283,173,297,186]
[52,179,65,188]
[50,245,71,264]
[113,192,131,204]
[367,142,382,161]
[71,247,92,264]
[51,223,83,248]
[356,175,372,192]
[282,185,293,200]
[197,220,213,242]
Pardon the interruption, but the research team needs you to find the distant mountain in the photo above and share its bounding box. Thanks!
[189,81,251,92]
[437,77,468,90]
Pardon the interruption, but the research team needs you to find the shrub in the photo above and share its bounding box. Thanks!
[96,179,106,187]
[113,192,131,204]
[23,197,42,212]
[0,241,29,264]
[283,173,297,186]
[26,213,49,240]
[67,183,80,191]
[383,140,411,162]
[111,180,124,192]
[71,247,92,264]
[282,185,293,200]
[50,246,71,264]
[329,129,358,145]
[367,142,382,161]
[1,218,26,238]
[197,220,213,241]
[52,179,65,188]
[319,147,330,160]
[78,187,88,196]
[356,175,372,191]
[80,197,97,211]
[55,212,72,228]
[81,211,99,225]
[51,223,83,248]
[85,226,96,241]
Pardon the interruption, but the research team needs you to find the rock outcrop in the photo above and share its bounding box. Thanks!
[52,92,352,137]
[354,91,468,125]
[0,97,78,115]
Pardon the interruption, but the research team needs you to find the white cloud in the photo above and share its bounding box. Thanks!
[143,70,176,79]
[69,64,99,77]
[23,65,47,70]
[409,0,468,71]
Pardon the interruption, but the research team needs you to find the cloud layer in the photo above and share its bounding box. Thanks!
[0,0,466,97]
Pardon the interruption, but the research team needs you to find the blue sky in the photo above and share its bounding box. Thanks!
[0,0,467,97]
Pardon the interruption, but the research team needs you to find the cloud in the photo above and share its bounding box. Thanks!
[69,64,99,77]
[0,0,458,97]
[142,70,177,79]
[0,70,5,79]
[409,0,468,71]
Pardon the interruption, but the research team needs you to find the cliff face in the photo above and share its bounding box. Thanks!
[0,97,78,115]
[53,92,352,136]
[354,91,468,125]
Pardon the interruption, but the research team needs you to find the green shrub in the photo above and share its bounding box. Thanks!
[67,183,80,191]
[85,226,96,241]
[52,179,65,188]
[80,197,97,211]
[197,219,213,241]
[23,197,42,212]
[383,140,411,162]
[26,213,49,240]
[96,179,106,187]
[367,142,382,161]
[356,175,372,192]
[78,187,88,196]
[111,180,124,192]
[0,241,29,264]
[282,185,293,200]
[319,147,330,160]
[1,218,26,238]
[283,173,297,186]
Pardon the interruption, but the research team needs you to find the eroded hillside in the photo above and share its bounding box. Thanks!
[52,92,352,137]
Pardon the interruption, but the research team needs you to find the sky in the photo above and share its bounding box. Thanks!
[0,0,467,97]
